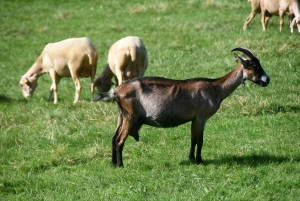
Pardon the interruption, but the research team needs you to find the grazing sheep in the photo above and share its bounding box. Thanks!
[19,37,98,104]
[96,47,270,167]
[94,36,148,92]
[243,0,300,33]
[243,0,261,30]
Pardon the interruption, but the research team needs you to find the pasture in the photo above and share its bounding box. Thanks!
[1,0,299,200]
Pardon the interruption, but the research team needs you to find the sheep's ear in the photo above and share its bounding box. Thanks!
[234,53,247,67]
[22,78,28,84]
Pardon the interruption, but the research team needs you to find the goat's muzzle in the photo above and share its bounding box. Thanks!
[260,74,270,87]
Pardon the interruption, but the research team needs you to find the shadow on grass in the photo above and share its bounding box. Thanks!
[179,154,300,167]
[256,104,300,115]
[0,94,28,103]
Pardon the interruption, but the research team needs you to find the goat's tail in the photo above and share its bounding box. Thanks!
[94,91,116,102]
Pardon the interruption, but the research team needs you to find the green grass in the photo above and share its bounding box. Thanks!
[1,0,300,200]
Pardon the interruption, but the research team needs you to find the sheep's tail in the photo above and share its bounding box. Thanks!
[94,91,116,102]
[129,46,137,62]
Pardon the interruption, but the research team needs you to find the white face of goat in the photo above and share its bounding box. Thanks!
[19,78,38,98]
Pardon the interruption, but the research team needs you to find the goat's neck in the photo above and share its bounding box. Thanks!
[99,64,114,81]
[215,65,244,101]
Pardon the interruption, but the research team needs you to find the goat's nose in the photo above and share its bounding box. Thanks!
[261,74,270,84]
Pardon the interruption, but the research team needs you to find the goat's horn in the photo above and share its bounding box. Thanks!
[231,47,255,59]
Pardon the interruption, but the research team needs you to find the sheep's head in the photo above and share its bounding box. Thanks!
[19,77,38,98]
[291,16,300,33]
[231,47,270,87]
[94,76,113,93]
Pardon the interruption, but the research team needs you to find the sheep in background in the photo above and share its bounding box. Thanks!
[243,0,300,33]
[19,37,98,104]
[243,0,261,30]
[95,36,148,92]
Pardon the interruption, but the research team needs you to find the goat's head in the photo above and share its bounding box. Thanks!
[19,76,38,98]
[231,47,270,87]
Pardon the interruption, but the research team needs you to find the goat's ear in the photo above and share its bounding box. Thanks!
[234,53,247,67]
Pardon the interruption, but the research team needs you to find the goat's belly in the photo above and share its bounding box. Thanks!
[142,116,190,128]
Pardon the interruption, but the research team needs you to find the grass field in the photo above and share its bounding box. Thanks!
[1,0,300,200]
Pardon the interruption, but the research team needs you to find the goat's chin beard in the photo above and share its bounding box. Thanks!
[260,82,269,87]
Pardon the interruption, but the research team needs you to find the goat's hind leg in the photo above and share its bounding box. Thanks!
[111,116,123,166]
[115,116,135,167]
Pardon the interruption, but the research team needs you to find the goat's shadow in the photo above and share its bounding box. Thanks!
[179,154,300,167]
[257,104,300,115]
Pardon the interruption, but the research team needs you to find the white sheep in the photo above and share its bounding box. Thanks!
[19,37,98,104]
[243,0,300,33]
[95,36,148,92]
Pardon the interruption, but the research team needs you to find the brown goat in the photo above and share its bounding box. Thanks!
[96,47,270,167]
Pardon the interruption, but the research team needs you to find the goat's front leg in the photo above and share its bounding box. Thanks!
[190,119,206,164]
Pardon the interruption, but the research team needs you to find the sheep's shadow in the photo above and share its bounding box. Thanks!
[0,94,28,103]
[0,95,11,103]
[179,154,299,167]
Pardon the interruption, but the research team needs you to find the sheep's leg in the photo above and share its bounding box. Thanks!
[189,119,206,164]
[261,9,267,31]
[289,16,293,33]
[115,52,129,85]
[48,71,61,104]
[90,62,97,101]
[279,11,284,32]
[70,71,81,104]
[90,66,95,101]
[243,12,256,30]
[115,67,123,86]
[90,82,95,101]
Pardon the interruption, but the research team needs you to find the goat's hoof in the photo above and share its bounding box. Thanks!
[110,161,117,167]
[196,159,203,165]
